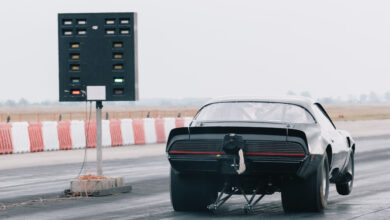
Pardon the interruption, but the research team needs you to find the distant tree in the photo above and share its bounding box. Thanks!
[300,91,311,98]
[5,100,16,107]
[359,94,367,103]
[287,90,296,96]
[41,100,55,106]
[18,98,29,106]
[385,92,390,103]
[319,97,334,104]
[160,99,173,106]
[347,95,358,104]
[368,92,380,103]
[335,96,343,104]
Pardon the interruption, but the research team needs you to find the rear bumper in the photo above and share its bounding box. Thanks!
[168,153,323,178]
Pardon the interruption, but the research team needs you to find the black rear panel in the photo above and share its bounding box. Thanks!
[169,140,306,155]
[170,140,222,153]
[167,126,308,175]
[245,140,305,155]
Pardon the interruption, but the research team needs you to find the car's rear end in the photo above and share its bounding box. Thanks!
[167,100,317,178]
[167,99,328,213]
[167,126,309,177]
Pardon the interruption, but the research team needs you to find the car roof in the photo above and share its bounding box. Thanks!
[204,96,316,109]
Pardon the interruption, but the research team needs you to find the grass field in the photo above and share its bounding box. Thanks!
[0,104,390,122]
[325,105,390,121]
[0,106,198,122]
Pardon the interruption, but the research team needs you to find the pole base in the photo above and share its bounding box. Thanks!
[69,176,131,196]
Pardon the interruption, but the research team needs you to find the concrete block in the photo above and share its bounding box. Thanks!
[70,177,124,194]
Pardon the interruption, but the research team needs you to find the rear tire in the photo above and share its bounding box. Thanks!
[281,153,329,213]
[170,168,218,211]
[336,153,354,195]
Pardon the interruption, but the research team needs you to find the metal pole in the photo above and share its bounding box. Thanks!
[96,101,103,176]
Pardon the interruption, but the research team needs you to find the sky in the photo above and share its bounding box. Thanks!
[1,0,390,102]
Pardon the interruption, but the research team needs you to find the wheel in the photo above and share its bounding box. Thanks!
[336,152,354,195]
[170,168,218,211]
[281,153,330,212]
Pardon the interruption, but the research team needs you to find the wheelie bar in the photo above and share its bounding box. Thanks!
[207,183,266,214]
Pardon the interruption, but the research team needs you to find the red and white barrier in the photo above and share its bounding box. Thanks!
[72,120,87,149]
[42,121,60,151]
[58,121,72,150]
[11,122,30,153]
[102,120,112,147]
[84,120,96,148]
[110,119,123,147]
[132,118,146,145]
[2,117,193,154]
[120,119,134,146]
[163,118,176,140]
[184,117,193,127]
[175,117,185,128]
[28,122,44,152]
[154,118,166,143]
[144,118,157,144]
[0,123,13,154]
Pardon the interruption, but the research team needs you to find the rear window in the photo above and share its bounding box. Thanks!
[195,102,315,124]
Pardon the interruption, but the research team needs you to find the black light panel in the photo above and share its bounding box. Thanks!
[58,12,138,101]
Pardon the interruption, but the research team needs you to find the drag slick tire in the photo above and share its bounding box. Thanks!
[336,152,354,195]
[281,153,330,213]
[170,168,218,211]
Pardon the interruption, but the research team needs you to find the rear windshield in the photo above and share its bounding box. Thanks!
[195,102,315,124]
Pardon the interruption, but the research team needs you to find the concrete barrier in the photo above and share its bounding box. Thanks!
[2,117,196,155]
[155,118,166,143]
[58,121,72,150]
[120,119,134,146]
[110,119,123,147]
[184,117,193,127]
[71,120,86,149]
[132,118,145,145]
[0,123,13,154]
[28,122,44,152]
[84,120,96,148]
[144,118,157,144]
[42,121,60,151]
[102,120,112,147]
[175,117,185,128]
[164,118,176,141]
[11,122,30,153]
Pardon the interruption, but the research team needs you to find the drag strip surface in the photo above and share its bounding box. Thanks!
[1,137,390,219]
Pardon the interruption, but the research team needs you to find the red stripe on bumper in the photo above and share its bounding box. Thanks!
[169,151,221,155]
[246,152,306,156]
[169,151,305,156]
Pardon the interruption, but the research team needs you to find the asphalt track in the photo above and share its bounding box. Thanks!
[1,136,390,220]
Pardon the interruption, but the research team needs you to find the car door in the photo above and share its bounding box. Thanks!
[312,104,347,169]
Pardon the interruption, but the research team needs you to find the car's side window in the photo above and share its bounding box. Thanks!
[283,104,315,124]
[313,105,335,131]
